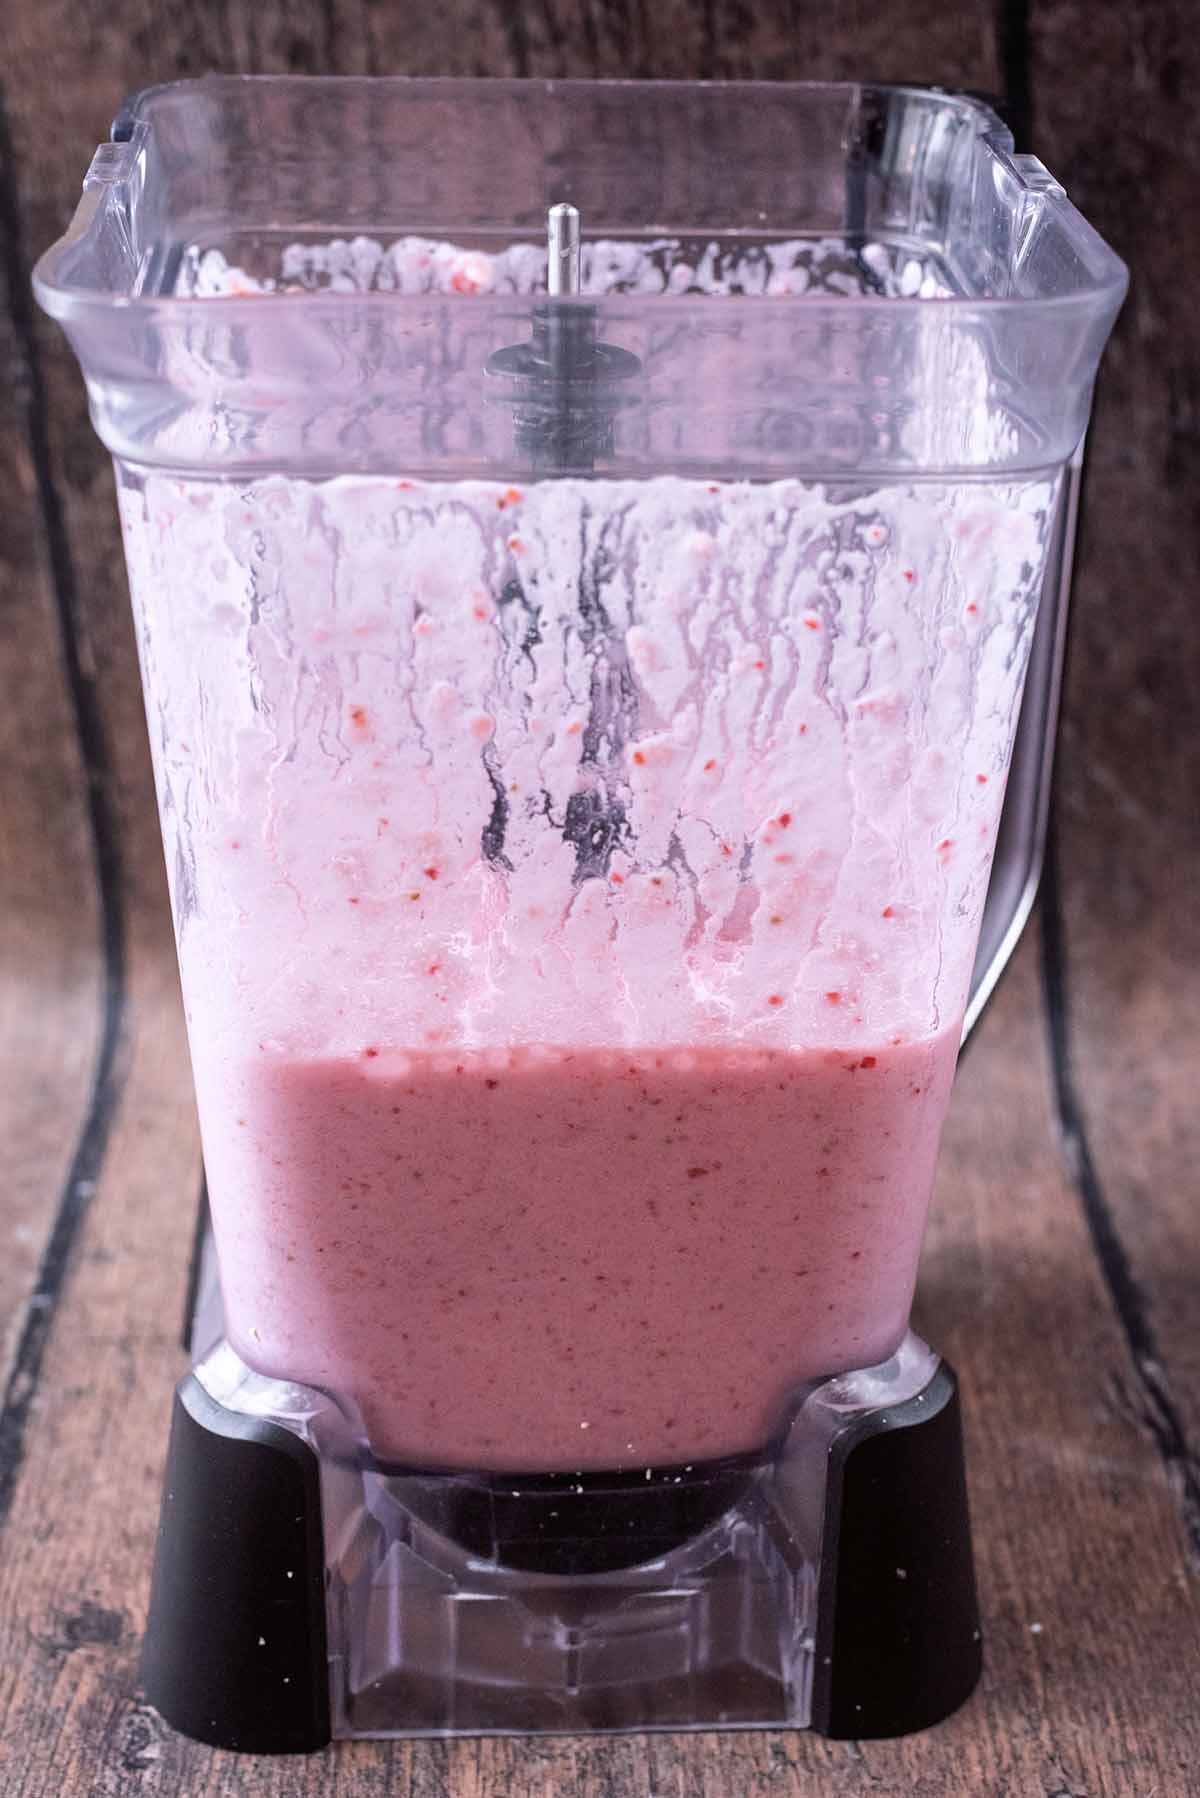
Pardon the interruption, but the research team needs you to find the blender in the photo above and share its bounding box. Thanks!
[35,77,1126,1750]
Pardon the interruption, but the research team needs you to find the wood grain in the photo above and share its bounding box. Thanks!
[1031,0,1200,1553]
[0,0,1197,1793]
[0,107,105,1427]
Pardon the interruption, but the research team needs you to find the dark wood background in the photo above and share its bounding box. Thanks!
[1,3,1197,1794]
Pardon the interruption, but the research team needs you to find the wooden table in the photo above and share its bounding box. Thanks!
[2,5,1197,1793]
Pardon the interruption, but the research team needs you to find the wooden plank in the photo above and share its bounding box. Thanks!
[1029,0,1200,1543]
[0,113,103,1395]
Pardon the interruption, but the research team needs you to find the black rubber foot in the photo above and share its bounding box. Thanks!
[140,1376,331,1754]
[811,1360,983,1738]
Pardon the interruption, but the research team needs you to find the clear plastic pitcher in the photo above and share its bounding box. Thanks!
[36,78,1126,1741]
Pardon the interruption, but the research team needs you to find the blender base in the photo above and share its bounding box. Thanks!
[141,1335,980,1751]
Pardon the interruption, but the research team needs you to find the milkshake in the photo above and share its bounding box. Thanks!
[122,443,1057,1472]
[207,1038,953,1469]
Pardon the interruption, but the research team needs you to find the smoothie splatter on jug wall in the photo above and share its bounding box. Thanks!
[119,237,1059,1469]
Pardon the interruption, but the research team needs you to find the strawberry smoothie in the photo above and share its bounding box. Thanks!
[117,238,1061,1474]
[121,463,1056,1472]
[210,1037,956,1470]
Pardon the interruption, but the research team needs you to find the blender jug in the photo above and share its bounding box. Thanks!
[35,77,1126,1749]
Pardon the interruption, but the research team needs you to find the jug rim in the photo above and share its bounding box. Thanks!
[34,74,1129,325]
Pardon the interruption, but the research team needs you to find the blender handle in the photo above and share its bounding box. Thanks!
[963,437,1085,1040]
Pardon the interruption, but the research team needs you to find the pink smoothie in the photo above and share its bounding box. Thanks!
[215,1034,956,1470]
[120,423,1057,1475]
